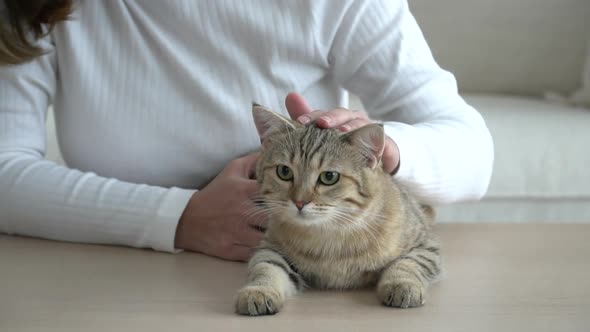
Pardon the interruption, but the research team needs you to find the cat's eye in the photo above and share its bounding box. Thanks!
[276,165,294,181]
[319,171,340,186]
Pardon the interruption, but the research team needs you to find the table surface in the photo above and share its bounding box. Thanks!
[1,224,589,332]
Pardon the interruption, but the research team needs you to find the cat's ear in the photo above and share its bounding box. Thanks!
[343,124,385,169]
[252,102,297,141]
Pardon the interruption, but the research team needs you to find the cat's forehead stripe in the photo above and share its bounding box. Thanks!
[298,126,336,165]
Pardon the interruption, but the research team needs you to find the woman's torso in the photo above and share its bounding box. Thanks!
[52,0,348,189]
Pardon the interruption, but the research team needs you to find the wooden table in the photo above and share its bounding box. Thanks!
[1,224,589,332]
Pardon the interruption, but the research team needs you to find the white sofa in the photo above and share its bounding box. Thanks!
[352,0,590,223]
[409,0,590,223]
[46,0,590,223]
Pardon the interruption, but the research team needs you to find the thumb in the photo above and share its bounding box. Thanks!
[285,92,313,121]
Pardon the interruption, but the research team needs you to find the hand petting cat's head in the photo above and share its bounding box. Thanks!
[252,103,385,226]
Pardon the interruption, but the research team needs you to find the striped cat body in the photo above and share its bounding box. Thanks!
[236,104,441,315]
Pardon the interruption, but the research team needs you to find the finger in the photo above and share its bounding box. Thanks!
[316,108,367,129]
[383,137,400,174]
[285,92,313,121]
[246,156,258,180]
[235,227,265,248]
[228,244,255,262]
[296,110,326,125]
[338,118,372,132]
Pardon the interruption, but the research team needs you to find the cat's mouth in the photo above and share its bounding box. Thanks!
[287,204,330,226]
[294,209,312,219]
[291,212,323,226]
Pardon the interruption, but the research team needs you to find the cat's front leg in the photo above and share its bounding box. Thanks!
[377,238,441,308]
[235,248,303,316]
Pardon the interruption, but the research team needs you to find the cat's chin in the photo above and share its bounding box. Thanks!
[286,211,328,227]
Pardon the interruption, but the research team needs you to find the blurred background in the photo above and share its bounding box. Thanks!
[45,0,590,224]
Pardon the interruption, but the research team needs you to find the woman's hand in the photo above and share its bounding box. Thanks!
[285,93,400,174]
[174,153,266,261]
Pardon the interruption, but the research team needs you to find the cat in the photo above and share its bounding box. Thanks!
[235,103,441,316]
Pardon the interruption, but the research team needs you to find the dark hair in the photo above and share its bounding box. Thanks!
[0,0,73,65]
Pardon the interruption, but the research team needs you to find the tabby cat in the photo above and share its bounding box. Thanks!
[235,103,441,316]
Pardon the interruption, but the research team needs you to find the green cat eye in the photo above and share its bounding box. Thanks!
[319,171,340,186]
[276,165,294,181]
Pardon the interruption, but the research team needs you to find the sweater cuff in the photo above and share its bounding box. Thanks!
[149,187,196,253]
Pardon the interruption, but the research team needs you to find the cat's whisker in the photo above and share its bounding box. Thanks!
[240,198,290,230]
[241,209,269,225]
[343,211,384,247]
[340,207,390,224]
[328,211,367,244]
[329,209,384,254]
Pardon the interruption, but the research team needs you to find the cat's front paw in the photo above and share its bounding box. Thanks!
[235,286,284,316]
[377,281,426,308]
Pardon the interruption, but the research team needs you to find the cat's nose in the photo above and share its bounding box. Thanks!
[294,200,307,210]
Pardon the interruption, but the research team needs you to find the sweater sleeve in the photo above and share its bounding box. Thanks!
[327,0,494,205]
[0,36,195,252]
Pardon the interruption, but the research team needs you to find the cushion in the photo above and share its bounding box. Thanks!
[464,94,590,199]
[409,0,590,96]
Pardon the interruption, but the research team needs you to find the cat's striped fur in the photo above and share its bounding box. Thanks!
[235,104,441,315]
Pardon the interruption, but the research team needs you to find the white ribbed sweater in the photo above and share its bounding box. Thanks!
[0,0,493,252]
